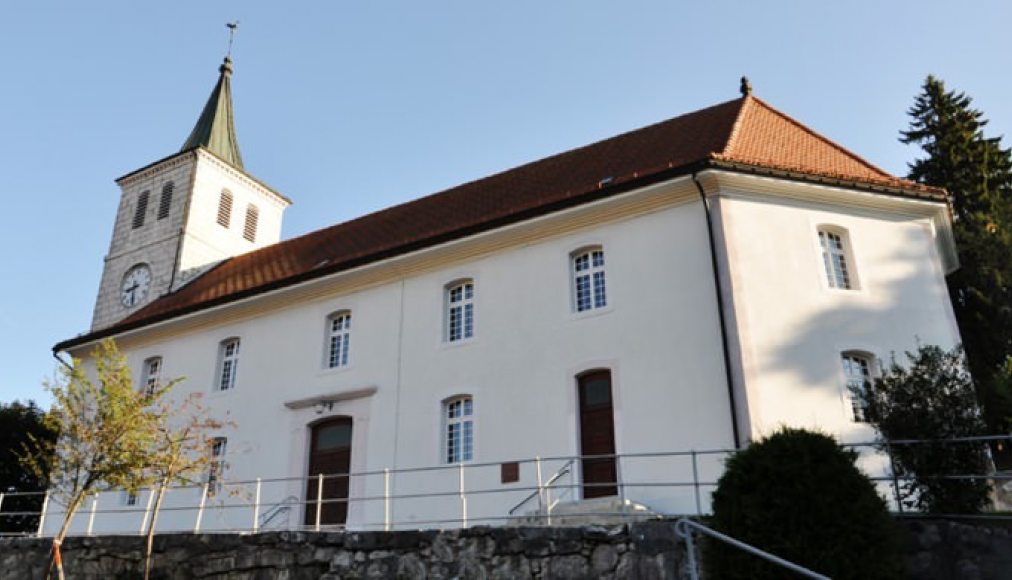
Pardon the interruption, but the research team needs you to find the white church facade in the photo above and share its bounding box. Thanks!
[48,57,961,534]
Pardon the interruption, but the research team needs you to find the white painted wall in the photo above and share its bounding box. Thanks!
[51,171,959,535]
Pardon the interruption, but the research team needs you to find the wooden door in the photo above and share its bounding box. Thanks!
[578,370,618,498]
[305,417,353,526]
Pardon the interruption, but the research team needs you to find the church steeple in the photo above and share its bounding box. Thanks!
[180,56,244,169]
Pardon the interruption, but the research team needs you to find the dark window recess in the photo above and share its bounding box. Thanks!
[157,182,174,220]
[132,191,150,229]
[243,204,259,242]
[217,190,233,227]
[501,462,520,484]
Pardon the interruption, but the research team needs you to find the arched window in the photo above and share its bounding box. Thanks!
[446,280,474,342]
[216,337,240,391]
[818,227,857,290]
[157,182,174,220]
[140,356,162,397]
[132,190,150,229]
[841,351,875,422]
[444,396,474,463]
[217,189,233,228]
[572,247,607,312]
[326,311,352,368]
[243,204,259,242]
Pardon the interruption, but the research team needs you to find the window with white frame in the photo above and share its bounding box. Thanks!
[819,228,855,290]
[141,356,162,397]
[326,311,352,368]
[446,281,474,342]
[444,396,474,463]
[217,338,240,391]
[572,247,607,312]
[841,352,874,422]
[206,437,227,496]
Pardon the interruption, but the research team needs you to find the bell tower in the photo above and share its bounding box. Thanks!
[91,53,290,331]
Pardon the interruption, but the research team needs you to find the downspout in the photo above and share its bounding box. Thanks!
[692,172,742,449]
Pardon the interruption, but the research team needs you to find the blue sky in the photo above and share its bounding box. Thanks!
[2,2,1010,406]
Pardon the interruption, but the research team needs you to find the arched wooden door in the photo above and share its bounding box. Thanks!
[578,370,618,498]
[304,417,353,526]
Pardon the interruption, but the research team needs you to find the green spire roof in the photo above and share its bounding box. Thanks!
[181,57,244,168]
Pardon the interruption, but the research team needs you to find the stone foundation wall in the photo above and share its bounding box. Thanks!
[0,522,686,580]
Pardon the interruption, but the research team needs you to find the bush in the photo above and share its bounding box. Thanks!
[706,428,902,580]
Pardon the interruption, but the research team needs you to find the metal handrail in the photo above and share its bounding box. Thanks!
[674,518,830,580]
[507,459,574,516]
[259,495,299,529]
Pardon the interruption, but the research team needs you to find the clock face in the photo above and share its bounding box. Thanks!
[120,264,152,308]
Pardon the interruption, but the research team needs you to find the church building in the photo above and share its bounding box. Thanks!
[50,56,961,533]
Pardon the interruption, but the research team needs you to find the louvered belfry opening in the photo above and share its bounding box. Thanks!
[217,189,233,227]
[243,204,259,242]
[132,191,150,229]
[158,182,174,220]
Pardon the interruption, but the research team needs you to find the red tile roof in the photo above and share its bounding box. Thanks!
[56,95,945,350]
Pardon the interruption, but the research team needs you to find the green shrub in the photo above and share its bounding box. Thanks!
[706,428,902,580]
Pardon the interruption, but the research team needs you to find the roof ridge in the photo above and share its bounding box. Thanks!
[731,96,895,179]
[716,96,750,156]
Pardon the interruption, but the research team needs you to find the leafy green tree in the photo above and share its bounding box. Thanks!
[708,428,902,580]
[19,339,166,578]
[858,345,991,513]
[901,76,1012,436]
[0,400,57,534]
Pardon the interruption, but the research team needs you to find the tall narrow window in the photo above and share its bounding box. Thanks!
[217,338,240,391]
[819,229,855,289]
[207,437,227,496]
[243,204,259,242]
[573,248,607,312]
[444,396,474,463]
[217,190,233,227]
[327,311,352,368]
[446,281,474,342]
[132,191,150,229]
[157,182,174,220]
[141,356,162,397]
[841,352,874,422]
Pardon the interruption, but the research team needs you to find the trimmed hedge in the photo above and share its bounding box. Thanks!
[707,428,902,579]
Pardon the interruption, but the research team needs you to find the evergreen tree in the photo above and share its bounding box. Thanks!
[901,76,1012,435]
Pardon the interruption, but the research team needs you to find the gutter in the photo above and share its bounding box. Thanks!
[692,173,742,449]
[52,351,73,371]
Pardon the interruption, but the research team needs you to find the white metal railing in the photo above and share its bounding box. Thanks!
[1,435,1009,538]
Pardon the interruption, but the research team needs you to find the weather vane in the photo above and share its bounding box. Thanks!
[226,21,239,58]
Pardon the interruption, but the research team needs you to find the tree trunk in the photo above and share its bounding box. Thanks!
[47,495,84,580]
[144,479,169,580]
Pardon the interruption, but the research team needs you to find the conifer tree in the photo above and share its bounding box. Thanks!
[901,76,1012,435]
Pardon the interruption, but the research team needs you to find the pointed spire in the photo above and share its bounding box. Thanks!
[181,56,244,169]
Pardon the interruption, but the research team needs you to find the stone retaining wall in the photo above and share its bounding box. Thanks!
[0,521,686,580]
[3,517,1011,579]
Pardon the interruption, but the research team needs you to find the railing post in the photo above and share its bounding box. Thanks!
[0,492,5,517]
[534,456,545,514]
[691,450,702,516]
[383,468,391,532]
[252,478,262,533]
[315,473,323,532]
[458,463,468,528]
[139,489,155,535]
[36,492,49,537]
[86,495,98,536]
[884,441,904,513]
[194,483,209,533]
[615,453,626,505]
